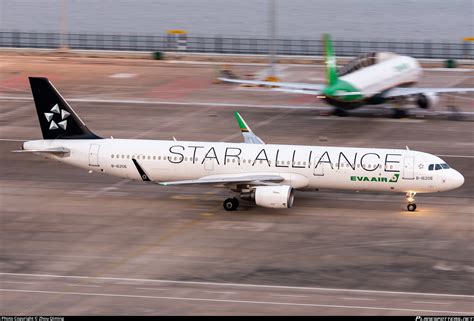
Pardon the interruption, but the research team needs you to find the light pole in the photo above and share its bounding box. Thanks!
[59,0,68,50]
[266,0,279,81]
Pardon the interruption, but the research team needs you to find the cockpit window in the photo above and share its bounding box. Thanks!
[428,163,450,171]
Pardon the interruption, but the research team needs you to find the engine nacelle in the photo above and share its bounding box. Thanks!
[242,185,294,209]
[416,93,439,109]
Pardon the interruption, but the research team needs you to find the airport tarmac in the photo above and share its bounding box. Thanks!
[0,56,473,315]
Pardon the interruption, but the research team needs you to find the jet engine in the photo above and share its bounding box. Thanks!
[241,185,294,209]
[416,93,439,109]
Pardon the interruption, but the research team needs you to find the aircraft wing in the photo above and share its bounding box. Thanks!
[132,159,283,187]
[233,111,265,144]
[219,77,326,91]
[159,174,284,186]
[382,87,474,98]
[271,88,323,95]
[271,88,365,97]
[12,147,70,154]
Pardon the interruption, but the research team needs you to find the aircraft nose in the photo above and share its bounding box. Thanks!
[447,170,464,190]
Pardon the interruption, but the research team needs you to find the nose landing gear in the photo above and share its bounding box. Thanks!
[406,192,417,212]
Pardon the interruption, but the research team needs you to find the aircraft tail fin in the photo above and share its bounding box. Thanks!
[29,77,101,140]
[323,34,338,86]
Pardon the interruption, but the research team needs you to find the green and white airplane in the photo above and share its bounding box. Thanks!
[220,34,473,117]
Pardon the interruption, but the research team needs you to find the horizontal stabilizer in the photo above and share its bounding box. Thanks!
[12,147,70,154]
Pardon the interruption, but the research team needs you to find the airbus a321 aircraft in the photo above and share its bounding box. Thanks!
[17,77,464,212]
[220,34,474,117]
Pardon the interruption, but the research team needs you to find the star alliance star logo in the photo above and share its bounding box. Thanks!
[44,103,70,130]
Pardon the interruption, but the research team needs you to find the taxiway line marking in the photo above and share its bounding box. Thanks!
[1,272,472,299]
[66,283,101,288]
[412,301,451,305]
[340,297,376,301]
[204,291,236,295]
[0,288,470,314]
[0,96,320,110]
[1,96,473,116]
[272,294,308,298]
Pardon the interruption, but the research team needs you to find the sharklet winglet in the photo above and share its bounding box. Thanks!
[233,112,265,144]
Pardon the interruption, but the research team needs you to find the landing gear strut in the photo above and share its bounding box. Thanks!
[333,108,349,117]
[223,197,239,211]
[392,108,407,119]
[406,192,417,212]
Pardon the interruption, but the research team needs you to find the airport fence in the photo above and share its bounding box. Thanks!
[0,31,472,60]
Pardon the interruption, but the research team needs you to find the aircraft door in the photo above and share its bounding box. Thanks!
[204,158,214,171]
[89,144,100,167]
[402,156,415,180]
[313,156,324,176]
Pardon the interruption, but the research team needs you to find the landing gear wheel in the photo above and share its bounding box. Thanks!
[333,108,348,117]
[405,192,417,212]
[392,109,407,119]
[223,198,239,211]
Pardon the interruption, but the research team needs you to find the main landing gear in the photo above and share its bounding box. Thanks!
[333,108,349,117]
[392,108,408,119]
[223,197,240,211]
[406,192,417,212]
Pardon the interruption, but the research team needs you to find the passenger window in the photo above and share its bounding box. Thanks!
[435,164,442,170]
[111,154,114,158]
[428,164,434,171]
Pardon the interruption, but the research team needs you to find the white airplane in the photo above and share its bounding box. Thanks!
[16,77,464,212]
[220,34,474,117]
